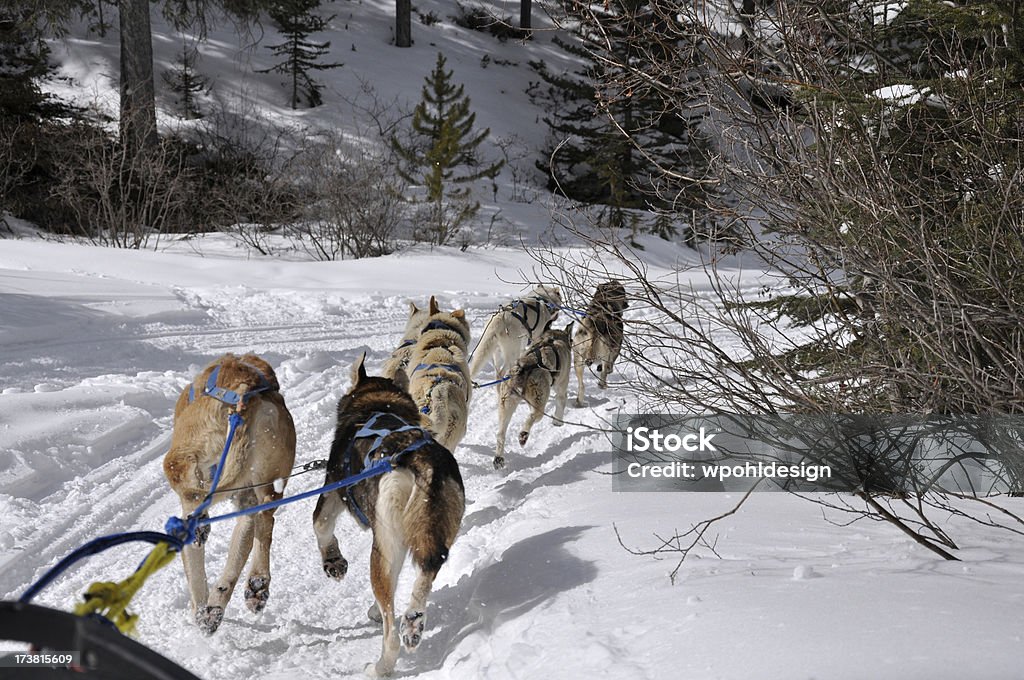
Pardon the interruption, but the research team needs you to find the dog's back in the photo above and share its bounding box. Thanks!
[407,297,472,451]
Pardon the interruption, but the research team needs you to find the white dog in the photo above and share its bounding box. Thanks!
[469,285,562,380]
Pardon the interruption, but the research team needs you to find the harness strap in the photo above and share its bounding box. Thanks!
[508,295,559,341]
[412,362,465,374]
[188,362,273,407]
[422,319,461,335]
[530,344,562,375]
[342,412,435,527]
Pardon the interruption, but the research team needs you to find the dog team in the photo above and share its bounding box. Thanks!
[162,281,628,676]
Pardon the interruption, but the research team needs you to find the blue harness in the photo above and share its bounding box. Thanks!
[410,362,466,414]
[187,363,273,407]
[341,412,435,527]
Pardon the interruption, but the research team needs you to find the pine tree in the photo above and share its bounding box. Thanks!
[260,0,342,109]
[391,52,503,245]
[529,0,711,236]
[0,9,53,121]
[734,0,1024,413]
[162,39,208,119]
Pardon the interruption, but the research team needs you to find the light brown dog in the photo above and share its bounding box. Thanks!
[163,353,296,635]
[407,296,472,452]
[381,300,430,392]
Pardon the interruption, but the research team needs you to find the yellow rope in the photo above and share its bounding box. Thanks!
[73,541,178,635]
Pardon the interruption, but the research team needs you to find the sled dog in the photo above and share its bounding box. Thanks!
[407,296,472,451]
[381,300,431,392]
[163,353,296,635]
[312,355,465,677]
[574,281,628,406]
[468,285,563,380]
[494,321,574,469]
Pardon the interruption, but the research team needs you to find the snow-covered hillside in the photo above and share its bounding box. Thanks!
[2,239,1023,679]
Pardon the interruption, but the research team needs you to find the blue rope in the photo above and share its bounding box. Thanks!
[19,404,424,605]
[19,531,183,604]
[473,376,511,389]
[549,303,587,318]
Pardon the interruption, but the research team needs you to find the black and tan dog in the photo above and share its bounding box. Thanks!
[573,280,628,406]
[312,354,465,677]
[163,353,296,634]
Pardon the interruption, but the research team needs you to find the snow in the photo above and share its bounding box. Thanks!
[2,238,1023,679]
[2,1,1023,677]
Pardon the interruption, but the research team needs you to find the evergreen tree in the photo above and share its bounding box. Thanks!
[162,39,208,119]
[0,8,53,121]
[391,52,503,245]
[733,0,1024,413]
[260,0,341,109]
[529,0,711,236]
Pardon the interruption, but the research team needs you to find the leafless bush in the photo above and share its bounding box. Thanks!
[289,133,406,260]
[529,0,1024,563]
[187,99,303,254]
[50,122,191,249]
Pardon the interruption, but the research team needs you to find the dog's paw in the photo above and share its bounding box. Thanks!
[574,398,585,408]
[401,611,425,651]
[493,455,505,469]
[194,519,210,547]
[323,555,348,580]
[518,430,530,446]
[195,606,224,635]
[364,660,394,677]
[244,576,269,613]
[367,602,383,623]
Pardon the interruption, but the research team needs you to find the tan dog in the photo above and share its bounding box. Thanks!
[312,355,465,677]
[381,300,431,392]
[573,281,628,406]
[494,322,574,469]
[163,353,296,635]
[407,296,472,452]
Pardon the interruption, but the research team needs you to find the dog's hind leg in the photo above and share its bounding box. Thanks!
[199,508,255,634]
[574,352,586,407]
[553,364,571,426]
[518,382,549,446]
[312,491,348,580]
[402,482,463,652]
[244,486,282,613]
[495,388,520,469]
[366,534,406,677]
[175,497,211,619]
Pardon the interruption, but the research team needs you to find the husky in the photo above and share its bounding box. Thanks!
[407,296,472,452]
[312,355,465,677]
[574,281,628,407]
[494,321,574,469]
[381,300,430,392]
[163,353,296,635]
[468,285,562,380]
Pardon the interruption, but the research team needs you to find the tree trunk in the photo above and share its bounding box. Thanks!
[119,0,157,153]
[396,0,411,47]
[520,0,531,30]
